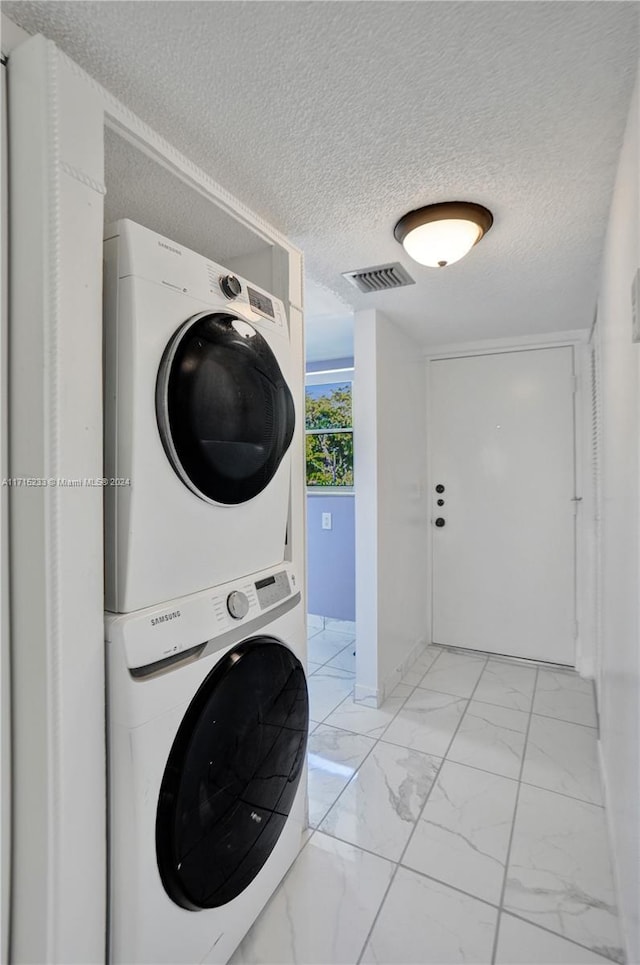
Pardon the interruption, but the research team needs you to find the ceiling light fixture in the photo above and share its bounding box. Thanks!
[394,201,493,268]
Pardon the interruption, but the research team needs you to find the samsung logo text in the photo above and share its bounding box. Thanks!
[151,610,181,627]
[158,242,182,255]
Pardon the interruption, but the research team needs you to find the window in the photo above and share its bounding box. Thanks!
[305,379,353,488]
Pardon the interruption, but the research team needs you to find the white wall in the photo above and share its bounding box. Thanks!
[596,65,640,963]
[354,309,429,701]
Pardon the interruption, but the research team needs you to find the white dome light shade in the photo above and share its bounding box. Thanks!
[394,202,493,268]
[402,219,481,267]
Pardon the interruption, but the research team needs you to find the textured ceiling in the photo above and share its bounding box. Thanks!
[5,1,639,356]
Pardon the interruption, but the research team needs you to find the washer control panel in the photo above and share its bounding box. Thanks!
[226,590,250,620]
[107,564,297,672]
[255,570,291,610]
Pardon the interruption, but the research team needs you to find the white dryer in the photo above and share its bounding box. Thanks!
[106,563,308,965]
[103,219,297,613]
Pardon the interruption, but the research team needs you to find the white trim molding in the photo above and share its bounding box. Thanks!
[424,328,590,360]
[8,36,106,963]
[597,740,630,960]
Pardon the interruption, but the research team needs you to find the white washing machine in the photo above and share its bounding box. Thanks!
[105,563,308,964]
[103,219,297,613]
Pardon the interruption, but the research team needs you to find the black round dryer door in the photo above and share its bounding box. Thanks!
[156,638,308,910]
[156,312,295,505]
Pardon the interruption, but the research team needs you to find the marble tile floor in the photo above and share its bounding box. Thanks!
[231,632,623,965]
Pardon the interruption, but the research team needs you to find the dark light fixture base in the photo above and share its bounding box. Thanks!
[394,201,494,245]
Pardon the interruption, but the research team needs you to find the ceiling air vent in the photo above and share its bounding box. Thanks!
[342,262,415,294]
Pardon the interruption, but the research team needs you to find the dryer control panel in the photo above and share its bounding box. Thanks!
[104,220,288,334]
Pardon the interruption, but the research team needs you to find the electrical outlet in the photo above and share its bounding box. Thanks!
[322,512,332,530]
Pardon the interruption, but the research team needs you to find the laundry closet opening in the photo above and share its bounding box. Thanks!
[100,120,308,965]
[304,332,357,691]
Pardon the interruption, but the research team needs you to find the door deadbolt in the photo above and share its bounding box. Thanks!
[435,517,446,527]
[437,499,444,506]
[435,484,445,493]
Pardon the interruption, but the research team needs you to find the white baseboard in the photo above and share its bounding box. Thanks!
[597,739,630,964]
[377,636,430,706]
[577,653,595,679]
[354,682,383,705]
[354,636,430,708]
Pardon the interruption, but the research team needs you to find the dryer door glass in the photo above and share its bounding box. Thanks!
[156,638,308,910]
[157,313,295,505]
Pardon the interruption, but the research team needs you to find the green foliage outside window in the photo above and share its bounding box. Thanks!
[305,382,354,487]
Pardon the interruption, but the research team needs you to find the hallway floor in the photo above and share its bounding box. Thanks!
[230,620,624,965]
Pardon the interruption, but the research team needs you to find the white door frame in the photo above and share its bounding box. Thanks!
[424,328,595,676]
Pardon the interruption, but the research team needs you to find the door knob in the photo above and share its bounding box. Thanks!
[435,484,445,493]
[437,499,444,506]
[435,517,446,527]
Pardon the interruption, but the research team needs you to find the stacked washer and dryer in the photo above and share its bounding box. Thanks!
[102,220,308,964]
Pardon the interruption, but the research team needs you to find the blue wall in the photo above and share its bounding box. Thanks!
[305,358,356,620]
[306,494,355,620]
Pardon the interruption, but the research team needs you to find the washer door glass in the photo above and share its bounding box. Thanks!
[156,638,308,910]
[157,313,295,505]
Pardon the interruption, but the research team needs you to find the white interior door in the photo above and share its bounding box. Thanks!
[430,347,576,665]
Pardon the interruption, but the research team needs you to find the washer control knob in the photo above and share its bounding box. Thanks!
[227,590,250,620]
[220,274,242,299]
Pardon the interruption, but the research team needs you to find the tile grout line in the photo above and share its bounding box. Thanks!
[352,689,455,962]
[353,653,490,965]
[314,649,433,730]
[525,708,598,731]
[396,649,490,848]
[310,714,397,831]
[307,650,358,725]
[517,777,603,810]
[308,637,356,673]
[309,737,380,831]
[490,664,539,965]
[374,741,606,811]
[314,649,485,836]
[500,908,624,965]
[309,658,448,828]
[416,689,598,731]
[310,659,439,828]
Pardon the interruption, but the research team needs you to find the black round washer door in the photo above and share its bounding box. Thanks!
[156,638,308,910]
[157,312,295,505]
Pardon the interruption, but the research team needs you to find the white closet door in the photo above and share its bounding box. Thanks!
[430,347,576,665]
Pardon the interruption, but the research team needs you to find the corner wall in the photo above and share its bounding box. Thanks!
[596,64,640,963]
[354,309,429,701]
